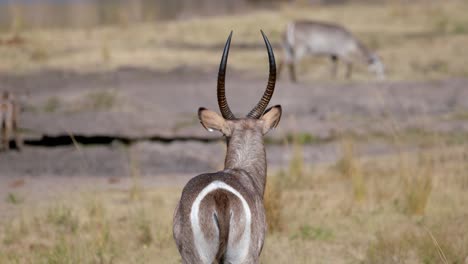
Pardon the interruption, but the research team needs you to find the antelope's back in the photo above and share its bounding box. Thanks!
[290,20,359,55]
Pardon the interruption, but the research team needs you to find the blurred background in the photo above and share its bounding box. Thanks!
[0,0,467,263]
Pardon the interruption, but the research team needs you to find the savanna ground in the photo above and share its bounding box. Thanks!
[1,1,468,263]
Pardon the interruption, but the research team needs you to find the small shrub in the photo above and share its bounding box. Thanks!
[127,148,143,201]
[30,47,49,62]
[46,205,79,233]
[400,154,433,215]
[43,97,60,113]
[86,197,106,219]
[136,211,153,246]
[335,138,366,202]
[365,227,416,264]
[40,240,75,264]
[101,44,111,63]
[453,22,468,34]
[2,220,25,246]
[366,220,468,264]
[433,16,450,34]
[85,91,117,111]
[285,132,318,145]
[291,224,333,241]
[264,176,283,233]
[286,137,306,188]
[153,220,174,249]
[6,193,23,205]
[94,221,118,263]
[10,5,23,35]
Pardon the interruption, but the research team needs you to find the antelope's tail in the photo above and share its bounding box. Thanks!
[213,191,231,262]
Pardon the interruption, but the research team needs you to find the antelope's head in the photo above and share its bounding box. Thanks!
[198,31,282,142]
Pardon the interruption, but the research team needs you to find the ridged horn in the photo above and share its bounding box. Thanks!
[217,31,236,120]
[247,30,276,119]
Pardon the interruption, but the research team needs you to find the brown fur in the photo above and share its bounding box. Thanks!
[174,170,266,263]
[173,31,280,263]
[200,190,236,262]
[173,108,281,263]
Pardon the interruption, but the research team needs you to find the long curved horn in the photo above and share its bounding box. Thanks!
[247,30,276,119]
[217,31,236,120]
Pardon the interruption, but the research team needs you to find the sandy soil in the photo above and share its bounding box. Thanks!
[2,67,467,139]
[1,67,467,218]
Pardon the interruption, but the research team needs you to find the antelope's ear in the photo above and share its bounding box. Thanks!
[260,105,282,135]
[198,108,230,135]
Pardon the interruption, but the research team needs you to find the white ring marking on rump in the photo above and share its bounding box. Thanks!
[190,180,251,263]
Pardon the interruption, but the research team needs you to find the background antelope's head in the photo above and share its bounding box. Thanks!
[198,31,282,141]
[368,53,386,80]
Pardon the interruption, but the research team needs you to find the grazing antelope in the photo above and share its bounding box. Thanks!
[278,20,385,82]
[173,30,281,264]
[0,91,22,151]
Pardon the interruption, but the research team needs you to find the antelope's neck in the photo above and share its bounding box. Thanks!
[356,41,372,62]
[224,133,267,195]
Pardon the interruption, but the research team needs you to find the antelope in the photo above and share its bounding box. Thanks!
[0,91,22,151]
[173,30,281,264]
[278,20,385,82]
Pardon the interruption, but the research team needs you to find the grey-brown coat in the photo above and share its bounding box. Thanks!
[173,31,282,264]
[278,20,385,81]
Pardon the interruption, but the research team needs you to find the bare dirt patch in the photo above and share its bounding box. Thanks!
[1,67,467,179]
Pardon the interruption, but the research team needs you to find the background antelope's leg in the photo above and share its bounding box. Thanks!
[0,120,5,150]
[277,59,284,79]
[346,62,353,79]
[330,55,338,78]
[3,118,11,151]
[288,63,297,82]
[13,104,22,150]
[13,117,22,150]
[289,45,307,83]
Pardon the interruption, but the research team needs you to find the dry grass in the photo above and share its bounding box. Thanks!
[0,189,179,263]
[264,174,284,233]
[0,140,467,263]
[399,153,434,215]
[39,90,120,114]
[1,1,468,80]
[263,132,468,263]
[1,1,468,263]
[365,218,468,264]
[335,137,366,202]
